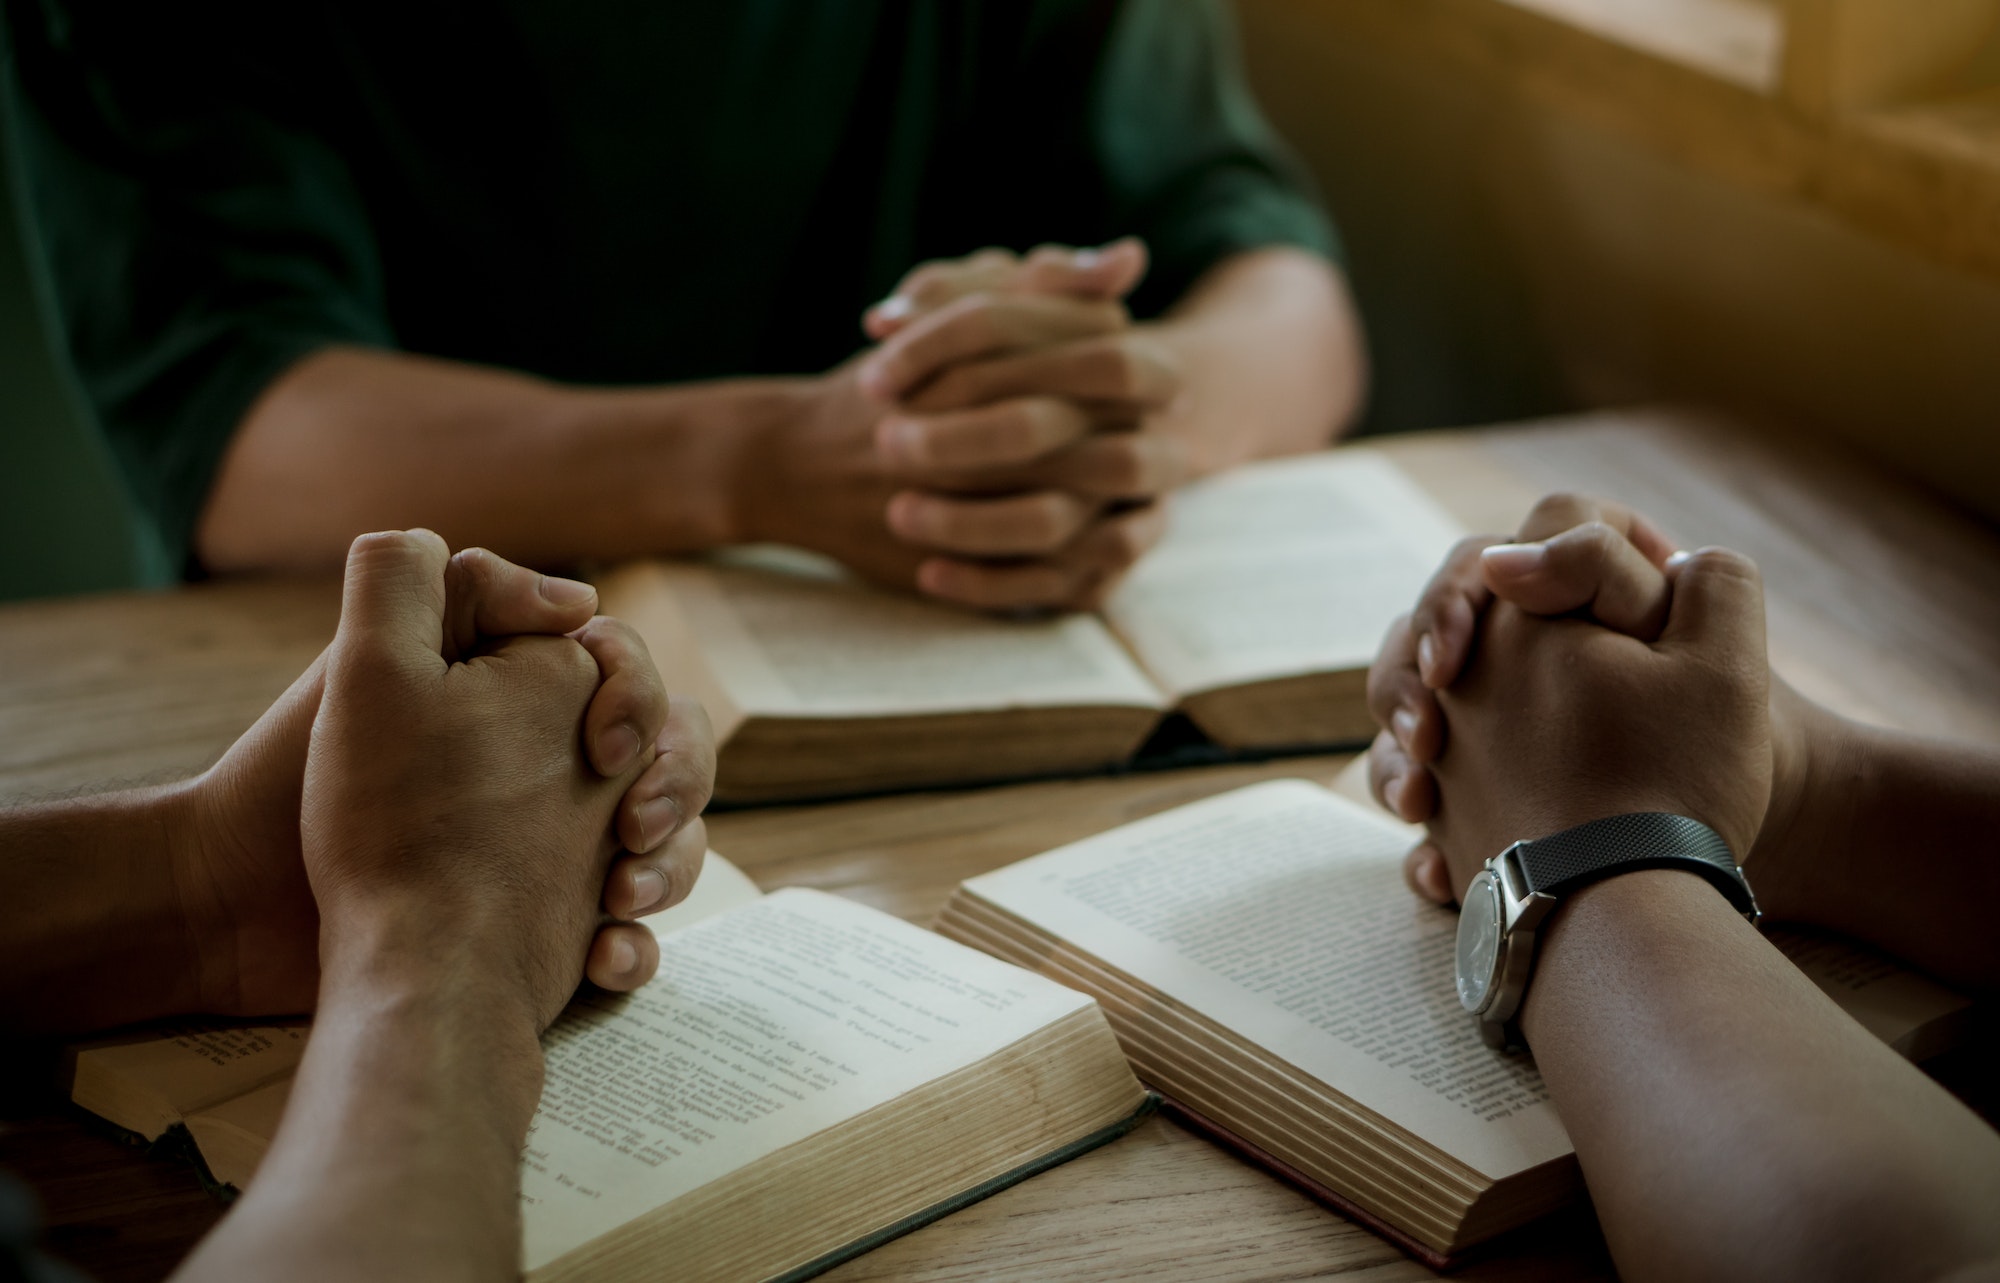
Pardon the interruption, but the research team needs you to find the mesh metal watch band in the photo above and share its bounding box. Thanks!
[1513,812,1760,921]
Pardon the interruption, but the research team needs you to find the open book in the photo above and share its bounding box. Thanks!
[934,780,1974,1266]
[598,451,1463,803]
[66,857,1151,1283]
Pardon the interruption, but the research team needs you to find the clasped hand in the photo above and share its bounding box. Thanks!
[178,531,714,1028]
[757,239,1187,613]
[1365,495,1798,908]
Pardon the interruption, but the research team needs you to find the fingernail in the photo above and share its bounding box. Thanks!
[1666,549,1695,573]
[1383,774,1407,815]
[599,723,641,775]
[607,933,638,977]
[540,574,596,606]
[1416,632,1439,683]
[873,294,913,322]
[1481,542,1548,576]
[629,866,668,913]
[1391,707,1419,750]
[635,795,681,850]
[1073,248,1102,270]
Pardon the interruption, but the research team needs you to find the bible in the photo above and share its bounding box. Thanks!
[933,779,1975,1266]
[597,450,1463,803]
[65,856,1153,1282]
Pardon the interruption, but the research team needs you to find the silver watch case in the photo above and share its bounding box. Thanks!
[1454,842,1556,1049]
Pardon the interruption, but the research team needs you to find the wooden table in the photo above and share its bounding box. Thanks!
[3,408,1996,1282]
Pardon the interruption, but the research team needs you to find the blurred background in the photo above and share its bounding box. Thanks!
[4,0,1998,600]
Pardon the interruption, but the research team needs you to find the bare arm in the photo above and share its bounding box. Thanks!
[196,350,803,573]
[1144,245,1364,473]
[172,933,546,1283]
[1526,870,2000,1283]
[1756,702,2000,995]
[0,785,210,1032]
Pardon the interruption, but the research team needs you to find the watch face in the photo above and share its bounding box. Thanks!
[1456,869,1503,1014]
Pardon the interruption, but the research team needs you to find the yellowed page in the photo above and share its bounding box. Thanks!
[71,1023,310,1139]
[961,780,1571,1182]
[520,887,1095,1272]
[1103,452,1463,700]
[660,849,764,924]
[185,1077,292,1188]
[655,547,1163,717]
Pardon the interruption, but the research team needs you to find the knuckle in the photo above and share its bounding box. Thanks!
[1534,491,1591,520]
[1092,343,1141,397]
[560,635,602,686]
[994,404,1043,457]
[1023,494,1076,547]
[1449,534,1494,566]
[349,528,440,565]
[1691,545,1761,584]
[1102,520,1144,566]
[1522,492,1595,538]
[1566,521,1620,565]
[448,545,502,582]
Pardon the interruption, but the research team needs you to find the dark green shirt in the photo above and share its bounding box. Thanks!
[1,0,1337,567]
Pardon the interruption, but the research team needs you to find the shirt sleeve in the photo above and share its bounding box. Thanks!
[1,1,392,572]
[1086,0,1342,319]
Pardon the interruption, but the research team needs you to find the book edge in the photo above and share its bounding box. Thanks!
[1155,1094,1456,1271]
[759,1093,1161,1283]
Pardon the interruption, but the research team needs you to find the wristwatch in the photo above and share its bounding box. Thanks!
[1454,812,1760,1049]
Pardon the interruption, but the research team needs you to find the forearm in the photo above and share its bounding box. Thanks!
[1144,247,1364,474]
[1759,696,2000,992]
[175,934,545,1283]
[196,347,812,573]
[1522,870,2000,1283]
[0,786,205,1033]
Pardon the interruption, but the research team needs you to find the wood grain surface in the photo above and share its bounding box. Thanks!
[2,409,1993,1282]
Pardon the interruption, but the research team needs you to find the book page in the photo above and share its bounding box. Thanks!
[962,780,1571,1181]
[519,887,1094,1271]
[657,547,1163,717]
[655,850,763,934]
[71,1022,309,1136]
[1102,452,1463,698]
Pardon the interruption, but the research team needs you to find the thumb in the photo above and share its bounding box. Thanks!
[440,546,598,661]
[334,529,452,676]
[1481,520,1672,640]
[1019,236,1148,302]
[1659,546,1766,656]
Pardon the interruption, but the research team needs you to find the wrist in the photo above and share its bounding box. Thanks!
[723,376,824,547]
[320,899,547,1024]
[1518,867,1752,1049]
[1747,684,1853,922]
[314,948,548,1135]
[546,379,807,553]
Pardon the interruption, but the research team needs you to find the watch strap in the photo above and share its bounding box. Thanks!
[1512,812,1759,921]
